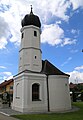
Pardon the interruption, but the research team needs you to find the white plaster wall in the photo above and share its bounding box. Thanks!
[18,25,42,73]
[12,72,47,112]
[12,75,24,112]
[19,48,42,72]
[48,75,71,112]
[25,74,47,112]
[20,25,40,49]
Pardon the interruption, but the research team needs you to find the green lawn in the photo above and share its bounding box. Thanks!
[13,102,83,120]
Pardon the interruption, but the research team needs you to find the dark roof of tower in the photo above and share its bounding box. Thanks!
[21,6,41,28]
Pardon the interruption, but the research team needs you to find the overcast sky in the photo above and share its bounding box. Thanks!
[0,0,83,83]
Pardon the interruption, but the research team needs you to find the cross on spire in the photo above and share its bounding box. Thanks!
[30,5,33,14]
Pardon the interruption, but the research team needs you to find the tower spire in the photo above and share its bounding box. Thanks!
[30,5,33,14]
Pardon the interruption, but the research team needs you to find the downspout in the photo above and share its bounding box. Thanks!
[46,74,50,112]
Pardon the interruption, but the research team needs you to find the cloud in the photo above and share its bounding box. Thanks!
[68,70,83,83]
[61,38,77,46]
[18,0,71,21]
[41,24,77,46]
[49,0,70,21]
[71,29,77,34]
[70,49,78,53]
[71,29,80,39]
[0,0,24,48]
[0,2,22,46]
[70,0,83,10]
[67,65,83,83]
[41,24,64,46]
[0,16,10,49]
[0,66,6,69]
[0,2,10,12]
[75,65,83,71]
[0,0,83,49]
[0,0,71,48]
[2,72,12,76]
[0,37,8,49]
[37,0,70,22]
[56,21,62,25]
[61,57,72,66]
[0,71,13,82]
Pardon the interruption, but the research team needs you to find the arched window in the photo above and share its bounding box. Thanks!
[32,83,40,101]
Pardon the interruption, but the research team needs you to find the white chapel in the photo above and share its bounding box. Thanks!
[12,7,71,112]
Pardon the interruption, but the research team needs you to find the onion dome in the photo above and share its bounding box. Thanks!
[21,6,41,28]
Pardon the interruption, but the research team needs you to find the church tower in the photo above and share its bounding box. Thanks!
[19,6,42,73]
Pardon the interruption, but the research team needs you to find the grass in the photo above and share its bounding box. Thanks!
[13,102,83,120]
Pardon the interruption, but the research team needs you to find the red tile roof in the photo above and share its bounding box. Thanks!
[0,79,14,88]
[69,83,83,89]
[69,83,77,89]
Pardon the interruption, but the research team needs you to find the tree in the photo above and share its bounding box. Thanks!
[77,84,83,92]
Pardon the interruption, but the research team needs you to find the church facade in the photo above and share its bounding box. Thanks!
[12,7,71,112]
